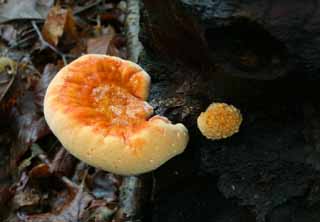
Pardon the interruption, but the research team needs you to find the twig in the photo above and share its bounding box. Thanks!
[125,0,143,63]
[10,34,36,49]
[73,0,103,15]
[0,75,15,102]
[31,21,68,65]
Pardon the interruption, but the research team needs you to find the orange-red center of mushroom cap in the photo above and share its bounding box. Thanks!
[50,58,156,140]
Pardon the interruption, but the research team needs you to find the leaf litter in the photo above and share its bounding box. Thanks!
[0,1,132,221]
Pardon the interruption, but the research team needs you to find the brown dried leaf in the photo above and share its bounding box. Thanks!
[50,147,77,178]
[9,65,50,170]
[87,26,116,54]
[11,113,50,164]
[12,187,41,210]
[0,186,15,207]
[87,36,112,54]
[28,163,50,178]
[34,63,59,109]
[100,8,125,24]
[22,180,93,222]
[42,5,77,46]
[107,42,122,57]
[68,39,87,58]
[82,199,117,222]
[0,131,12,186]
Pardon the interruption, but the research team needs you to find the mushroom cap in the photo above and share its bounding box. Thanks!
[44,54,188,175]
[197,102,242,140]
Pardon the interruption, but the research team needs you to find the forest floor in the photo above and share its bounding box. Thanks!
[0,1,131,221]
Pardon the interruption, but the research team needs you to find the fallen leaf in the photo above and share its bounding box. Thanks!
[0,57,17,101]
[107,43,121,57]
[100,8,125,24]
[22,179,93,222]
[9,68,50,171]
[0,1,132,221]
[110,35,126,49]
[107,35,127,57]
[42,5,78,46]
[0,131,12,185]
[18,144,44,173]
[0,186,14,220]
[0,186,15,207]
[28,163,50,178]
[13,112,49,147]
[12,187,41,210]
[86,170,120,203]
[83,200,117,222]
[87,26,116,54]
[0,23,38,49]
[0,0,54,23]
[50,147,77,178]
[68,38,87,58]
[0,25,17,44]
[71,162,89,184]
[0,57,17,73]
[34,63,58,109]
[10,114,50,173]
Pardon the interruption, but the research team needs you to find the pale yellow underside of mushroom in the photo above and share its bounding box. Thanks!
[44,54,188,175]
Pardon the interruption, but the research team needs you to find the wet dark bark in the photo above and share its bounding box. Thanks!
[139,0,320,221]
[142,0,320,80]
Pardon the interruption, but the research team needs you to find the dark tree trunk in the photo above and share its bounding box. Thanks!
[142,0,320,80]
[138,0,320,221]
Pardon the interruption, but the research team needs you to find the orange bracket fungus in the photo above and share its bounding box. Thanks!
[197,102,242,140]
[44,54,188,175]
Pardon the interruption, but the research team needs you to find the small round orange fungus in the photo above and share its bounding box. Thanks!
[197,102,242,140]
[44,55,189,175]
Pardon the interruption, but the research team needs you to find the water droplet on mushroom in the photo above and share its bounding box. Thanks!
[92,85,110,102]
[110,105,122,116]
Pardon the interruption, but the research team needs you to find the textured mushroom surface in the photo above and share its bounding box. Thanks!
[197,103,242,140]
[44,54,188,175]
